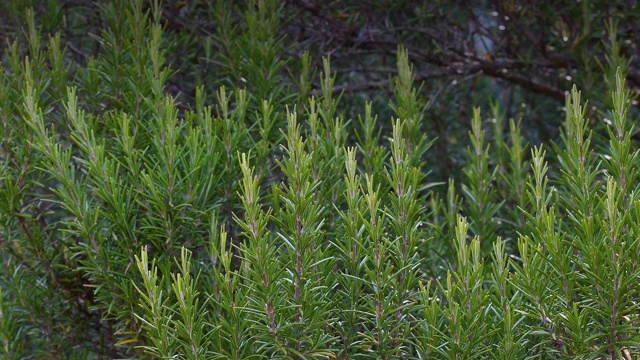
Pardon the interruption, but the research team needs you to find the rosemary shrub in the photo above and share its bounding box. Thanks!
[0,1,639,359]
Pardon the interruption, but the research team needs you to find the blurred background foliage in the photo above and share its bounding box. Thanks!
[2,0,638,183]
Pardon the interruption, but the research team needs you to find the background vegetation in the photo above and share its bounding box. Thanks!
[0,0,639,358]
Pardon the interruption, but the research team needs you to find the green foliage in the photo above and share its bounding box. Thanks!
[1,1,640,359]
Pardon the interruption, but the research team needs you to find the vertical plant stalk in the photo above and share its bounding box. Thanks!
[462,108,501,255]
[133,247,176,358]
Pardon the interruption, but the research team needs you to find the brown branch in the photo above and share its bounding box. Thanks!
[480,66,566,101]
[314,66,475,96]
[66,40,90,60]
[316,56,566,102]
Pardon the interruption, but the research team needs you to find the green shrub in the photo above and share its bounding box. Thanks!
[1,1,639,359]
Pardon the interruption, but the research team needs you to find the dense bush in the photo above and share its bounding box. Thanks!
[1,0,640,359]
